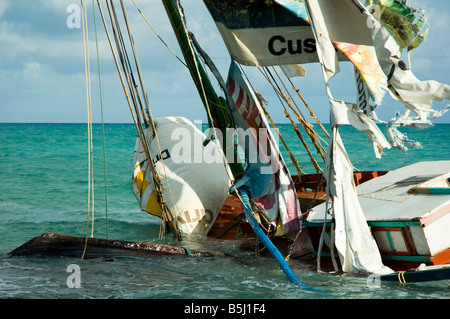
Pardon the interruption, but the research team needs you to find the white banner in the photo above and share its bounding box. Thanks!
[203,0,319,66]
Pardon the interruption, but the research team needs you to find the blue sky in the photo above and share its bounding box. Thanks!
[0,0,449,124]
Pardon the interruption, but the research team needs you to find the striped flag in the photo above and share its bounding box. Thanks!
[227,61,301,235]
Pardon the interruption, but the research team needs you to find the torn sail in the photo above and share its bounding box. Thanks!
[366,0,429,52]
[324,128,393,275]
[304,0,393,275]
[333,41,387,108]
[364,2,450,150]
[203,0,319,66]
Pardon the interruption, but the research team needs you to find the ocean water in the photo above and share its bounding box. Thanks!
[0,122,449,302]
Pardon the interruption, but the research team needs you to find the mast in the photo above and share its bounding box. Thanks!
[162,0,243,178]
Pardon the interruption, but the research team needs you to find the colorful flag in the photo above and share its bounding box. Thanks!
[227,61,301,235]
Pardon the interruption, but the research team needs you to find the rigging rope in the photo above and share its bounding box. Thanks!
[120,1,151,125]
[97,0,181,240]
[119,0,182,239]
[290,82,330,139]
[259,67,323,174]
[80,0,95,259]
[269,67,327,161]
[258,96,306,176]
[130,0,187,68]
[237,66,305,177]
[92,0,109,240]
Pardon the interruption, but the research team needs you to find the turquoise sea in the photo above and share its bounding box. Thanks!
[0,122,449,303]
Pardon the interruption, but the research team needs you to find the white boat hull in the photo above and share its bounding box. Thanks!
[306,161,450,270]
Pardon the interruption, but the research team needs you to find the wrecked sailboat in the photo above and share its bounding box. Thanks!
[10,0,450,285]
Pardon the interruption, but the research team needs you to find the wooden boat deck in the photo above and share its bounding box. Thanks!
[209,171,388,240]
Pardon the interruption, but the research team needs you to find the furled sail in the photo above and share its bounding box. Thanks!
[227,61,301,236]
[132,117,232,236]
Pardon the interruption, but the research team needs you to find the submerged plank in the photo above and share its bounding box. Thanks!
[7,233,224,259]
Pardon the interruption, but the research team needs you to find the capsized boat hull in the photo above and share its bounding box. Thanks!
[8,232,224,259]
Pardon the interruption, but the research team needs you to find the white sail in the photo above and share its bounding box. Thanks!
[203,0,319,66]
[132,117,232,236]
[325,128,393,275]
[304,0,393,275]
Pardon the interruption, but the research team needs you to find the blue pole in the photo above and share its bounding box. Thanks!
[238,186,310,288]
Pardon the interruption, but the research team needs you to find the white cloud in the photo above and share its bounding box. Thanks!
[0,22,38,63]
[38,0,77,17]
[0,1,11,18]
